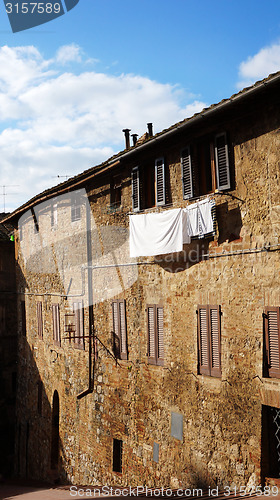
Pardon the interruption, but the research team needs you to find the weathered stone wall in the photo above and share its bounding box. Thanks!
[14,89,280,489]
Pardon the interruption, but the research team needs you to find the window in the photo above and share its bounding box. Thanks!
[181,132,230,200]
[71,195,81,222]
[197,305,221,377]
[113,438,123,473]
[147,304,164,366]
[131,158,166,211]
[264,307,280,378]
[52,304,61,346]
[112,300,128,360]
[73,302,84,349]
[21,300,26,336]
[37,301,43,338]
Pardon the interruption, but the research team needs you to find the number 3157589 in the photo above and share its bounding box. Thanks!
[5,3,61,14]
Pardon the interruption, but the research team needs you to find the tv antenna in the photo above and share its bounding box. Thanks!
[0,185,20,213]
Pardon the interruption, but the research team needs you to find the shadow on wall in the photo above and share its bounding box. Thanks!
[15,335,69,485]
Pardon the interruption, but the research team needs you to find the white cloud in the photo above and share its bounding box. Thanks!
[0,44,207,212]
[55,44,83,65]
[237,42,280,88]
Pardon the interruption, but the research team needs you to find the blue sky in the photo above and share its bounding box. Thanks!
[0,0,280,210]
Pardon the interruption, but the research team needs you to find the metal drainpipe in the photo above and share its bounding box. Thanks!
[77,200,94,399]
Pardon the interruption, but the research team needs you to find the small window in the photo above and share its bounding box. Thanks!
[147,304,164,366]
[112,300,128,360]
[131,158,166,211]
[52,304,61,346]
[113,438,123,473]
[37,301,43,339]
[197,305,221,377]
[181,132,230,200]
[264,307,280,378]
[73,302,84,349]
[21,301,26,336]
[71,196,81,222]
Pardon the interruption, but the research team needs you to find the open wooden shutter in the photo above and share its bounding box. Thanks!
[209,306,221,377]
[37,301,43,338]
[73,302,84,349]
[52,304,60,346]
[157,306,164,365]
[112,301,120,358]
[197,306,210,375]
[155,158,165,206]
[215,133,230,190]
[147,305,157,365]
[119,300,128,360]
[131,167,140,212]
[181,146,194,199]
[264,307,280,378]
[112,300,128,360]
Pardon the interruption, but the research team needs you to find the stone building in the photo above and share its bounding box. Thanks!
[4,70,280,488]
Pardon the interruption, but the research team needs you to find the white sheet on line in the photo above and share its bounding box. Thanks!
[184,198,214,238]
[129,208,191,258]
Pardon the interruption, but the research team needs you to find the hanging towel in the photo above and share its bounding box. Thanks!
[198,198,214,235]
[184,198,215,238]
[129,208,190,258]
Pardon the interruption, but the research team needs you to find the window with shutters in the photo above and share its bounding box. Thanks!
[181,132,230,199]
[73,302,84,350]
[52,304,61,346]
[147,304,164,366]
[197,305,221,377]
[37,301,43,339]
[264,307,280,379]
[112,299,128,360]
[131,158,166,211]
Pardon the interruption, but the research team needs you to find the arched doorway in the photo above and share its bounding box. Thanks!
[50,391,59,470]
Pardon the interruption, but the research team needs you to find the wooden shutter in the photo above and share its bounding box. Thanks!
[112,300,128,360]
[198,305,221,377]
[209,306,221,377]
[157,306,164,366]
[119,300,128,360]
[181,146,194,199]
[52,304,61,346]
[147,305,156,365]
[155,158,165,206]
[131,167,140,212]
[37,301,43,338]
[264,307,280,378]
[73,302,84,349]
[215,132,230,190]
[197,306,210,375]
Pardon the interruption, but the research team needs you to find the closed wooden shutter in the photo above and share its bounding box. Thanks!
[131,167,140,212]
[181,146,194,199]
[215,133,230,190]
[73,302,84,349]
[155,158,165,206]
[157,307,164,365]
[112,300,128,360]
[209,306,221,377]
[198,305,221,377]
[198,306,210,375]
[52,304,61,346]
[37,301,43,338]
[264,307,280,378]
[147,305,156,365]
